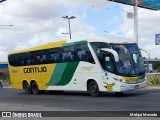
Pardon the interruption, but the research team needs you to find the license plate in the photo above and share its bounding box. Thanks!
[134,85,139,89]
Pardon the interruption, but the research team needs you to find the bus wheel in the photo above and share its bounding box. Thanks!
[23,82,32,94]
[31,81,40,95]
[88,81,100,97]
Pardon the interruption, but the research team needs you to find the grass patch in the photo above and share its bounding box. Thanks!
[146,74,160,86]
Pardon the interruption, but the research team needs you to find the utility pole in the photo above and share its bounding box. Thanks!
[62,16,76,39]
[134,0,138,44]
[61,32,68,40]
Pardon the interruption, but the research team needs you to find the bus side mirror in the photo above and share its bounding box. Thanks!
[101,48,119,62]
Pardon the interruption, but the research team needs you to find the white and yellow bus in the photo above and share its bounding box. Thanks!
[8,36,146,96]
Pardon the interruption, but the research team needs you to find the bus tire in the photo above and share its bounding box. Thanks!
[23,81,32,94]
[88,81,100,97]
[31,81,40,95]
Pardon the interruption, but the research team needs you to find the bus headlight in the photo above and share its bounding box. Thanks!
[114,78,125,83]
[118,79,126,83]
[121,79,126,83]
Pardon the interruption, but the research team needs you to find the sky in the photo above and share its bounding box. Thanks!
[0,0,160,62]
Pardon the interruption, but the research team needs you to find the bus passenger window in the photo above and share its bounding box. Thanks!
[75,44,94,63]
[48,48,61,63]
[50,54,60,62]
[77,50,86,60]
[62,52,71,61]
[62,46,75,62]
[36,55,41,64]
[42,55,47,63]
[35,50,48,64]
[28,52,36,65]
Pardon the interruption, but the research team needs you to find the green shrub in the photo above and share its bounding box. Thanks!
[146,74,160,86]
[2,69,10,81]
[2,80,11,86]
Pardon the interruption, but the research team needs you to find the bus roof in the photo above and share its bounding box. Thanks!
[9,36,136,55]
[86,36,136,44]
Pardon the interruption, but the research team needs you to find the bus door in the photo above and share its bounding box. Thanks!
[102,54,118,92]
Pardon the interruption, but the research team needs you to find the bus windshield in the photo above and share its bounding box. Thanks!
[110,43,145,76]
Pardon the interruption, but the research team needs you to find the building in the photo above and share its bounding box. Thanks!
[0,62,8,69]
[144,59,160,73]
[0,62,8,79]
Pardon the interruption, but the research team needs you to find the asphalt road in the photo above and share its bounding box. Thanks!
[0,87,160,120]
[0,87,160,112]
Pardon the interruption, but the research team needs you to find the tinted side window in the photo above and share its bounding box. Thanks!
[18,53,27,66]
[35,50,48,64]
[8,54,17,66]
[26,52,36,65]
[90,42,109,66]
[75,44,94,63]
[8,55,13,66]
[8,43,96,66]
[62,46,75,62]
[91,42,109,56]
[48,48,61,63]
[8,53,28,66]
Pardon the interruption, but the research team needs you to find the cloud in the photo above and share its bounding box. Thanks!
[116,5,160,59]
[2,0,64,20]
[0,0,99,62]
[1,0,160,62]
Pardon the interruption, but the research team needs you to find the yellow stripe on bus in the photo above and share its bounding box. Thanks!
[123,76,138,82]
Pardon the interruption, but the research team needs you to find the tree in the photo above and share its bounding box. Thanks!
[2,69,10,81]
[152,62,160,71]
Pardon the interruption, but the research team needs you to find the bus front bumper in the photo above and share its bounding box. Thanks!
[117,80,147,92]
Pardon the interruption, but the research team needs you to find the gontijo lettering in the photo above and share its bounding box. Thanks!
[23,66,47,73]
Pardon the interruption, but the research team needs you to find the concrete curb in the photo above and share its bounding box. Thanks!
[2,86,12,88]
